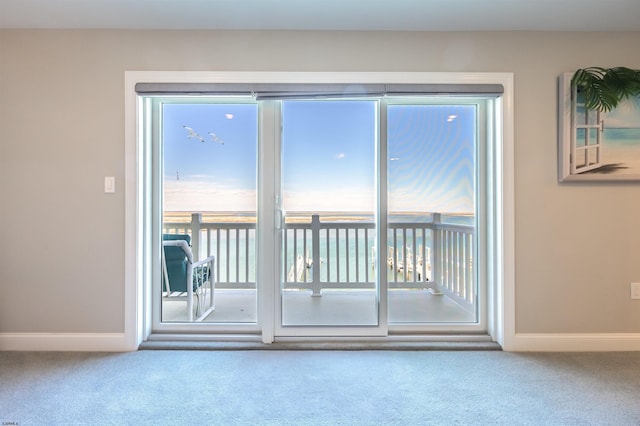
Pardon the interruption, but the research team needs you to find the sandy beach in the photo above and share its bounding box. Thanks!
[585,143,640,176]
[163,212,375,224]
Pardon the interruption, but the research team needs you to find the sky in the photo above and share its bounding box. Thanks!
[163,102,258,212]
[388,104,475,213]
[602,96,640,128]
[162,99,476,215]
[281,100,376,212]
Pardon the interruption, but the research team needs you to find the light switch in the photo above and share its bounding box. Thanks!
[632,283,640,300]
[104,176,115,193]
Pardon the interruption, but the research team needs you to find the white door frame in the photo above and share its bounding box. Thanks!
[123,71,515,349]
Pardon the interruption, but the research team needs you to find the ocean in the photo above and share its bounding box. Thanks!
[603,127,640,147]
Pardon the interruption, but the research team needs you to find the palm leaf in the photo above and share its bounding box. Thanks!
[571,67,640,112]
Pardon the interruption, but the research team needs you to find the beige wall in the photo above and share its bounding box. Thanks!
[1,30,639,335]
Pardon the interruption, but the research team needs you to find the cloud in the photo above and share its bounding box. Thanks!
[283,187,374,212]
[164,179,256,211]
[604,97,640,128]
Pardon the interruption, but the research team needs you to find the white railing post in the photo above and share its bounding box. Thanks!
[311,214,322,296]
[432,213,442,292]
[190,212,202,261]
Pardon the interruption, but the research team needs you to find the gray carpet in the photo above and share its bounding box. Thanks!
[1,350,640,425]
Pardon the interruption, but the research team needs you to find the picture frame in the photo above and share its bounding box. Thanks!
[558,72,640,182]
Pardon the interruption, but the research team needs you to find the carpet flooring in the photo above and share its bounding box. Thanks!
[1,350,640,425]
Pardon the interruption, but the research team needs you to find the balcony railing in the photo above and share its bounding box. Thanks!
[163,212,475,308]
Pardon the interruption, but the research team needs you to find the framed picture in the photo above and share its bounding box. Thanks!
[558,72,640,182]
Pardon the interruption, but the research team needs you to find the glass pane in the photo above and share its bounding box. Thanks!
[585,146,600,166]
[586,109,600,126]
[576,128,587,147]
[387,104,477,323]
[578,107,601,126]
[281,100,378,326]
[574,149,587,168]
[161,102,258,323]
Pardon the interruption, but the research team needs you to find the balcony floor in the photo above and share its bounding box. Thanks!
[162,288,475,325]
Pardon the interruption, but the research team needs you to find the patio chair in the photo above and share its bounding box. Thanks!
[162,234,216,321]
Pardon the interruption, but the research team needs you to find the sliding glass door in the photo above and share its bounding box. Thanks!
[139,83,490,338]
[279,100,380,328]
[276,99,481,334]
[154,98,259,327]
[386,103,479,325]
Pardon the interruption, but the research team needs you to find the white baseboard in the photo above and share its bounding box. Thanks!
[514,333,640,352]
[2,332,639,352]
[0,333,135,352]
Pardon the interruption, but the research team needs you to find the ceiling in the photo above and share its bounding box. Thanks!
[1,0,640,31]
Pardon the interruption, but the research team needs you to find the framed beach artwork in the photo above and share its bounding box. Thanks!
[559,71,640,182]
